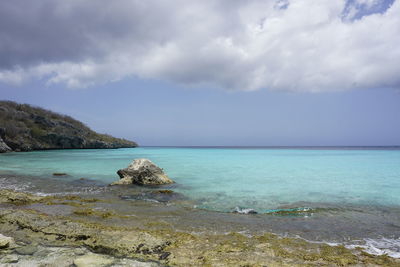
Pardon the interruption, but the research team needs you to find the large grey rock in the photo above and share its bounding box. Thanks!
[0,137,11,153]
[15,245,38,255]
[0,233,14,249]
[111,159,174,186]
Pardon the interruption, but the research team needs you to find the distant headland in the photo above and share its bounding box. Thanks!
[0,100,137,153]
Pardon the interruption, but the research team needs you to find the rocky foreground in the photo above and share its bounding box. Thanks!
[0,189,398,267]
[0,100,137,152]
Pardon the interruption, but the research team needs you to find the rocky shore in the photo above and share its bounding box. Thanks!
[0,189,398,266]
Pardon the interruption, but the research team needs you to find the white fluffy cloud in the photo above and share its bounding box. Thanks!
[0,0,399,92]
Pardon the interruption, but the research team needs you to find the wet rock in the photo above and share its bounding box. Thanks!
[0,233,14,249]
[53,172,68,176]
[15,244,38,255]
[154,190,174,194]
[73,253,114,267]
[149,190,185,202]
[1,254,19,263]
[0,189,43,205]
[111,159,174,186]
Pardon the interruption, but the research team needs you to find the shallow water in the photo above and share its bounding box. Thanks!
[1,147,400,257]
[1,147,400,211]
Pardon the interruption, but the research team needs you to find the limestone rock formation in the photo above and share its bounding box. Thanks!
[73,253,114,267]
[0,234,15,249]
[0,136,11,153]
[111,159,174,186]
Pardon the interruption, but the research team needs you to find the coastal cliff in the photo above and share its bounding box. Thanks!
[0,100,137,152]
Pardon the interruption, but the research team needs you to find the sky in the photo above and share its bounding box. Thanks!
[0,0,399,146]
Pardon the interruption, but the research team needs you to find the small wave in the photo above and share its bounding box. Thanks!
[233,207,258,214]
[142,198,160,203]
[0,177,32,191]
[304,237,400,259]
[264,207,313,216]
[35,188,107,197]
[120,195,161,203]
[346,238,400,259]
[231,206,315,215]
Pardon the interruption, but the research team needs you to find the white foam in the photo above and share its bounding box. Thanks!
[297,236,400,259]
[233,207,258,214]
[143,198,160,203]
[0,177,31,191]
[346,238,400,259]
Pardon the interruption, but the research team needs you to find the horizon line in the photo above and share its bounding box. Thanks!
[138,145,400,149]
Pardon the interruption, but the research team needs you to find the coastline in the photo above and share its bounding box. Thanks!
[0,174,399,266]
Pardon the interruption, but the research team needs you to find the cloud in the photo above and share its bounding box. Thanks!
[0,0,399,92]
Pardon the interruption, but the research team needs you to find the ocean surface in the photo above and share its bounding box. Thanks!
[1,147,400,257]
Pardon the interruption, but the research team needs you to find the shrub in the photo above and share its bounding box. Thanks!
[30,125,46,138]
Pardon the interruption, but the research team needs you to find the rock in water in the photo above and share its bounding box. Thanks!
[111,159,174,186]
[53,172,68,176]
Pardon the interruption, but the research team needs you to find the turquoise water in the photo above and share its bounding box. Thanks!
[1,147,400,212]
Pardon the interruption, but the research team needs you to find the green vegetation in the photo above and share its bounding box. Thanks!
[0,100,137,152]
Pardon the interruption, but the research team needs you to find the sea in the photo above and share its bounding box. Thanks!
[1,146,400,258]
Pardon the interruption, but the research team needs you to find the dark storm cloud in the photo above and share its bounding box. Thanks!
[0,0,399,92]
[0,1,96,68]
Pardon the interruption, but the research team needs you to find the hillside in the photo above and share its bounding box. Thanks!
[0,100,137,152]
